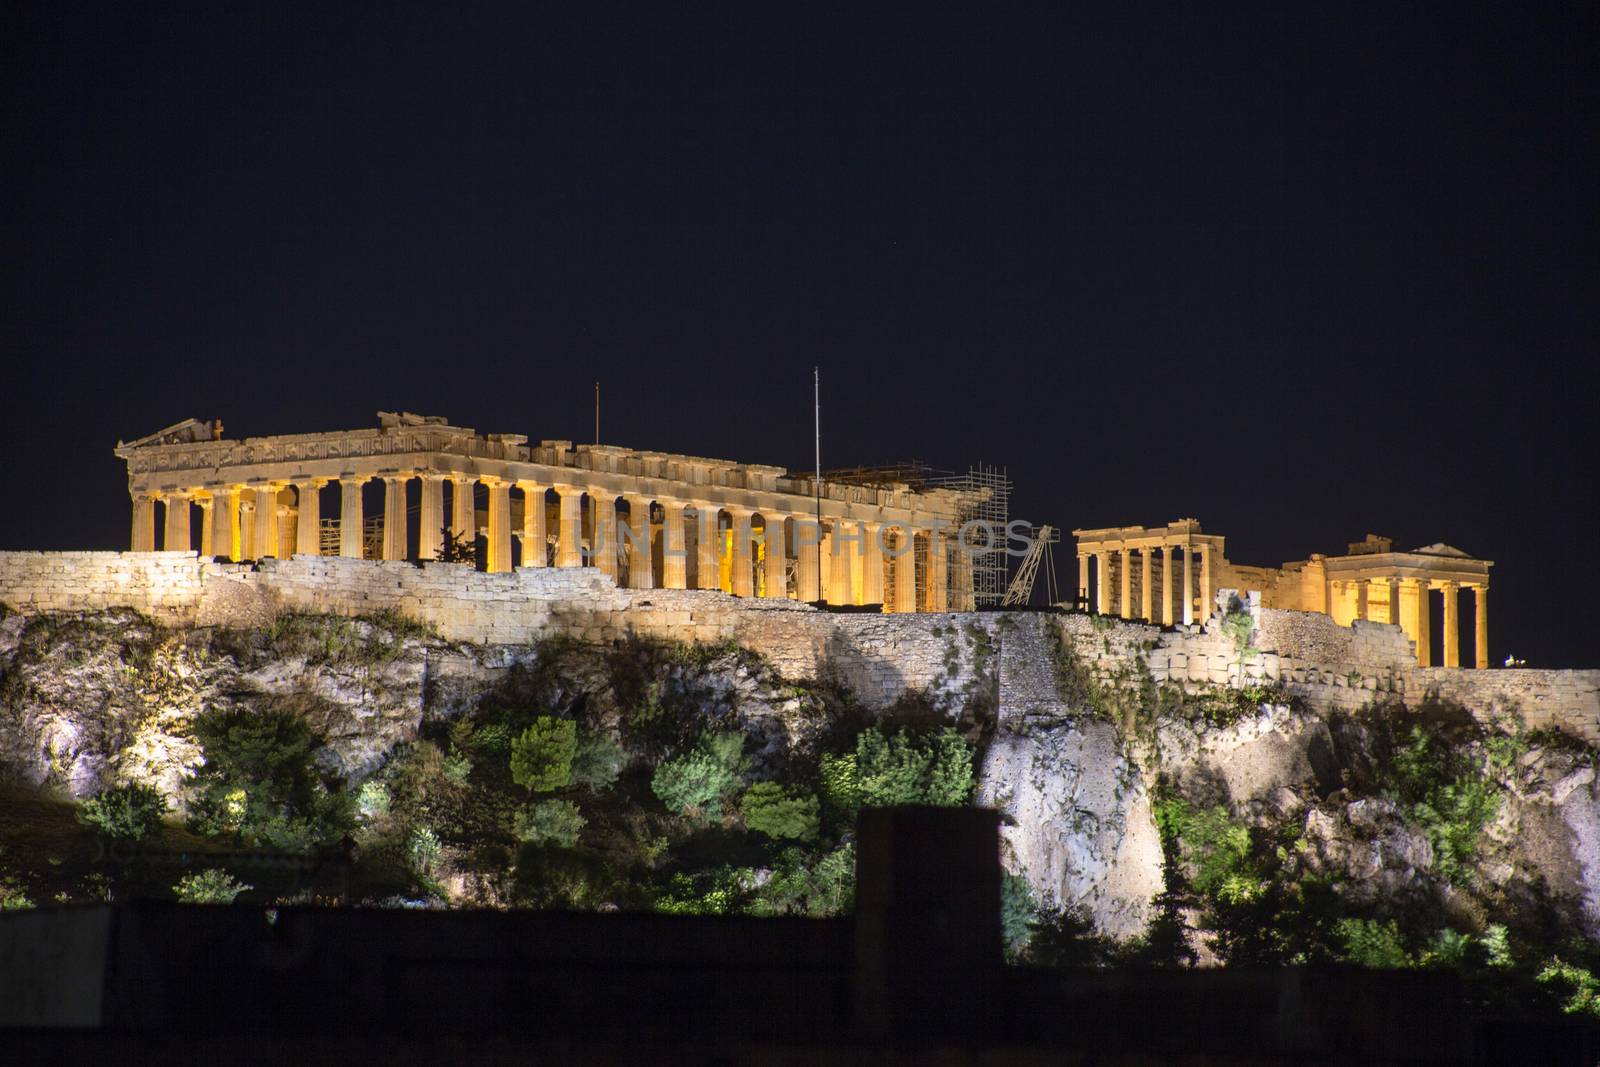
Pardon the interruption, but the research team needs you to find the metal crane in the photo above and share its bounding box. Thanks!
[1002,524,1058,607]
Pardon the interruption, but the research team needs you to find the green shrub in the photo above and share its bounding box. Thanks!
[739,782,820,841]
[185,709,350,849]
[821,727,975,819]
[173,868,252,904]
[651,732,749,817]
[408,827,443,880]
[441,747,474,786]
[1001,873,1040,958]
[1388,726,1504,883]
[1336,918,1413,969]
[569,732,625,791]
[356,780,391,819]
[1024,905,1125,969]
[512,845,618,910]
[514,799,587,846]
[748,844,856,917]
[1537,958,1600,1018]
[77,783,167,840]
[1154,798,1260,903]
[655,868,744,915]
[509,717,578,792]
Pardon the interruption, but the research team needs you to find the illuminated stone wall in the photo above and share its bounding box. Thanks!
[0,551,1593,739]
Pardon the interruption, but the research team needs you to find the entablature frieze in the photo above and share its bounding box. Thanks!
[126,450,964,525]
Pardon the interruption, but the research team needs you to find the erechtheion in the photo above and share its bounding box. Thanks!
[1073,520,1492,668]
[116,412,981,612]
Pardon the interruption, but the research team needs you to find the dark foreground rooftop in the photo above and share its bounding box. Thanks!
[3,807,1596,1064]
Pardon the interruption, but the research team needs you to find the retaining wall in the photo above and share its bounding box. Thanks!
[0,551,1593,739]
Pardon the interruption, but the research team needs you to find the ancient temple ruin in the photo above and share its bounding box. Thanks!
[1073,520,1492,668]
[115,413,981,612]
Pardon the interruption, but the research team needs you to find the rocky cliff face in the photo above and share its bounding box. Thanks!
[1,604,1596,953]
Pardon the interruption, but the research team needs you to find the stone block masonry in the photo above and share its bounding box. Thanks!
[0,551,1594,740]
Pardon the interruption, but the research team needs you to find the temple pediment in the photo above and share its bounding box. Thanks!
[116,419,218,450]
[1412,542,1474,559]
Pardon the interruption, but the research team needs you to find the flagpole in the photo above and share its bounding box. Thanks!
[814,366,822,603]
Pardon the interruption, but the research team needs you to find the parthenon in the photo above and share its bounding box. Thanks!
[1073,520,1493,668]
[115,413,982,612]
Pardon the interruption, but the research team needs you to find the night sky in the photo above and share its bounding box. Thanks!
[2,5,1595,667]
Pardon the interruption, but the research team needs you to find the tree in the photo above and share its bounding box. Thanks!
[651,732,748,817]
[435,527,477,565]
[739,782,820,841]
[185,709,350,850]
[821,727,975,818]
[509,717,578,792]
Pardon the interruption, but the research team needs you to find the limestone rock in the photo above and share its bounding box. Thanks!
[977,717,1163,940]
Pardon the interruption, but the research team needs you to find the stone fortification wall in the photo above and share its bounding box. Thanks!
[0,551,1592,738]
[0,551,208,624]
[1414,668,1600,740]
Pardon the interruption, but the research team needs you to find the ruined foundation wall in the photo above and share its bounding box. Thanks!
[0,551,1592,738]
[0,551,209,624]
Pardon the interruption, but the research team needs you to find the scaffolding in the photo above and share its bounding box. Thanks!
[821,461,1014,610]
[928,464,1012,609]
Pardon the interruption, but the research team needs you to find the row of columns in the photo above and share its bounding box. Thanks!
[132,480,964,611]
[1327,576,1488,669]
[1077,543,1213,626]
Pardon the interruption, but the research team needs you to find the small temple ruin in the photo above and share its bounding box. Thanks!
[1072,520,1492,668]
[115,413,982,613]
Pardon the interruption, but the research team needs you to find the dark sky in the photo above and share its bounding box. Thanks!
[2,4,1595,666]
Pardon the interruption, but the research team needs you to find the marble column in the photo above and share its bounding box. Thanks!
[1200,546,1214,622]
[382,476,408,561]
[1355,579,1369,622]
[593,494,620,581]
[277,505,296,563]
[1162,546,1175,626]
[892,527,917,613]
[1385,578,1401,626]
[130,494,156,551]
[1442,581,1460,667]
[519,482,548,568]
[1411,580,1432,666]
[862,522,885,606]
[625,496,654,588]
[485,479,512,573]
[210,486,240,560]
[251,485,279,560]
[555,486,584,568]
[1140,548,1153,621]
[828,522,855,605]
[761,514,787,599]
[1474,586,1489,670]
[795,518,821,602]
[727,507,755,596]
[660,500,689,589]
[162,492,191,552]
[295,481,323,556]
[239,499,256,560]
[1119,548,1134,620]
[339,477,364,559]
[818,529,833,603]
[450,477,476,548]
[1182,546,1194,625]
[198,496,215,557]
[1077,553,1089,609]
[1096,552,1110,614]
[925,533,949,611]
[694,502,721,590]
[417,476,445,562]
